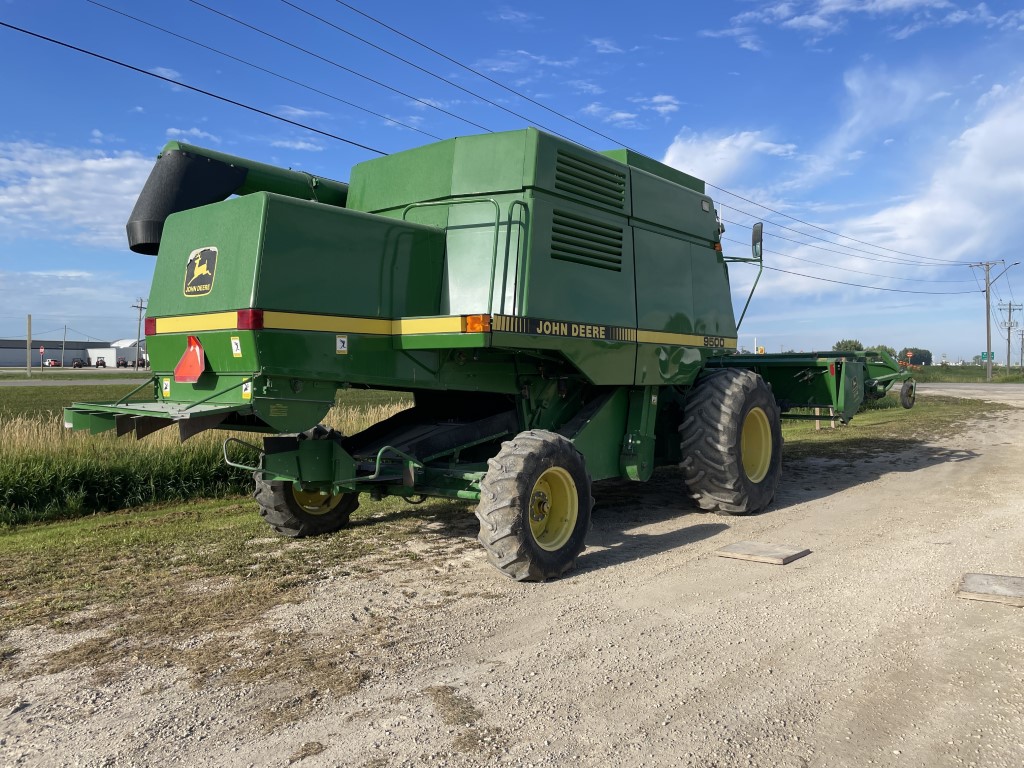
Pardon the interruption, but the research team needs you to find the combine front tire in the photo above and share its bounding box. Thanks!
[476,430,592,581]
[680,369,782,515]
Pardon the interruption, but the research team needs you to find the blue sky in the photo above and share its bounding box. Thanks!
[1,1,1023,362]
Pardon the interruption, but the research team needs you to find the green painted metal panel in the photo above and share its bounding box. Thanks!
[522,193,636,328]
[347,138,456,213]
[620,386,659,481]
[635,343,707,386]
[450,131,530,197]
[564,388,630,481]
[627,166,718,238]
[691,245,738,338]
[150,194,266,319]
[600,147,704,194]
[634,227,697,336]
[256,195,445,318]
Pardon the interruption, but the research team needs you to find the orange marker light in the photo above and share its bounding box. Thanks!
[463,314,492,333]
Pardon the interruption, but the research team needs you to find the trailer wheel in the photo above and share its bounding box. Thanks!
[680,369,782,515]
[900,380,916,409]
[476,430,592,581]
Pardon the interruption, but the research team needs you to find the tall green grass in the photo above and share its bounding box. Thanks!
[0,398,408,527]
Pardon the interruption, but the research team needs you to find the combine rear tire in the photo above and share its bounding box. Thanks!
[476,430,592,581]
[253,426,359,537]
[680,369,782,515]
[254,477,359,538]
[900,380,916,409]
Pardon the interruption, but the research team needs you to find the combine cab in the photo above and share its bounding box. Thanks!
[65,129,913,580]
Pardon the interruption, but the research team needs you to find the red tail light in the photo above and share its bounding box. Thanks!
[144,317,157,336]
[829,363,836,377]
[236,309,264,330]
[174,335,206,383]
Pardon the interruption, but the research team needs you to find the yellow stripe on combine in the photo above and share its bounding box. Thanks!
[153,311,737,349]
[262,311,392,335]
[154,312,466,336]
[154,312,237,333]
[393,316,465,334]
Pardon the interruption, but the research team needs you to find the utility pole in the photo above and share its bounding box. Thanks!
[26,314,31,379]
[998,302,1022,373]
[131,298,146,370]
[1019,329,1024,372]
[970,261,1019,381]
[61,324,67,367]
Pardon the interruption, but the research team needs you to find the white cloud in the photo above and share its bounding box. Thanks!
[148,66,183,92]
[663,129,797,186]
[699,26,763,52]
[476,50,577,75]
[580,103,642,128]
[490,8,540,24]
[781,66,931,189]
[148,66,180,80]
[0,267,155,342]
[0,141,152,249]
[566,80,604,95]
[270,140,323,152]
[632,94,681,117]
[166,127,220,144]
[276,105,329,119]
[709,0,1016,48]
[723,78,1024,358]
[589,38,623,54]
[27,270,94,279]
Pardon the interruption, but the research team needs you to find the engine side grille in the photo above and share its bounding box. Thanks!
[554,151,626,210]
[551,210,624,272]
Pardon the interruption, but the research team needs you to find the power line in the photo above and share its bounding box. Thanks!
[279,0,576,142]
[774,251,971,283]
[722,218,973,274]
[87,1,443,141]
[759,264,981,295]
[185,0,492,133]
[329,1,948,263]
[0,21,387,155]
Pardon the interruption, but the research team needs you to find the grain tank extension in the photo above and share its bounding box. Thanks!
[64,129,913,581]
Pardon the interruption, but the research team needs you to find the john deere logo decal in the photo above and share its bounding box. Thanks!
[184,247,217,296]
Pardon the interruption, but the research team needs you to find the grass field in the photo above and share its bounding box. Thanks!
[0,370,149,381]
[0,384,412,526]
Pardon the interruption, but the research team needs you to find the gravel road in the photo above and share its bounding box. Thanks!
[2,384,1022,768]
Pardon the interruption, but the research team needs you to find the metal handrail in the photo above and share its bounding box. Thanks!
[402,198,502,314]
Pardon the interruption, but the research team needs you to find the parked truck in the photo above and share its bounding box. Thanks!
[64,128,913,580]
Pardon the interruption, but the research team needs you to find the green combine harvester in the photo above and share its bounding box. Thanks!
[64,128,914,580]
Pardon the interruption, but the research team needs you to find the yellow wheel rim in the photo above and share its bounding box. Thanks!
[741,407,772,483]
[528,467,578,552]
[291,484,344,516]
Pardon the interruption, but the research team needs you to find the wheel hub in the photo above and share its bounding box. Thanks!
[741,406,772,484]
[528,467,578,552]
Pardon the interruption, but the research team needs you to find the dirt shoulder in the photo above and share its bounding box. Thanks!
[2,388,1023,768]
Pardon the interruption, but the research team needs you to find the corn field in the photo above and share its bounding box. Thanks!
[0,403,407,527]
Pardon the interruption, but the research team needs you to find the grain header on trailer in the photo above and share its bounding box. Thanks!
[64,128,914,580]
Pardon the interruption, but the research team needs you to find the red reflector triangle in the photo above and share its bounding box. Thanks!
[174,335,206,383]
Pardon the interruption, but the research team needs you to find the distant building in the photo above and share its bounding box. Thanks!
[0,339,95,367]
[0,338,147,367]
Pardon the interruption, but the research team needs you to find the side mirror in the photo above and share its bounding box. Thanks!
[751,222,763,260]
